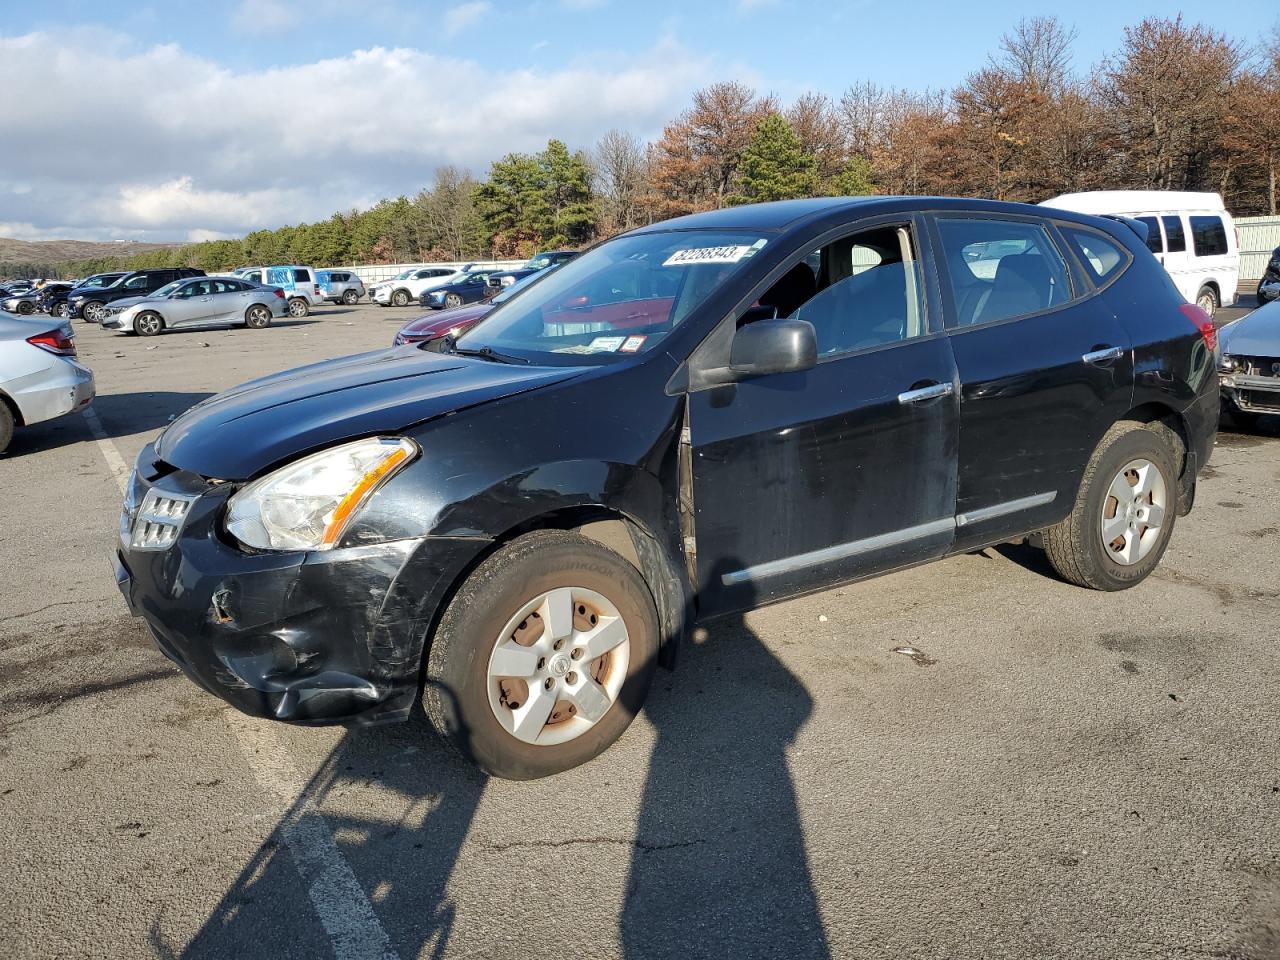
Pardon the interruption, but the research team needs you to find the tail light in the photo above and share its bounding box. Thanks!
[273,288,285,299]
[27,328,76,356]
[1179,303,1217,352]
[313,284,322,297]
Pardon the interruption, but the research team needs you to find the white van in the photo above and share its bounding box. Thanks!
[1041,190,1238,316]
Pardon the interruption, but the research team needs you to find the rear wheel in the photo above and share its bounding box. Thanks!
[0,402,13,454]
[83,301,105,324]
[342,289,359,305]
[391,289,411,307]
[424,530,659,779]
[133,311,163,337]
[245,304,272,329]
[287,297,309,318]
[1195,285,1219,317]
[1043,422,1179,591]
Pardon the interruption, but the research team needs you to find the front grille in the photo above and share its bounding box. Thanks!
[121,481,198,550]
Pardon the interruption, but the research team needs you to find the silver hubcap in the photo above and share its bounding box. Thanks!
[1198,294,1215,315]
[139,315,160,334]
[486,587,630,746]
[1100,458,1167,566]
[249,308,267,325]
[289,301,305,317]
[86,304,103,321]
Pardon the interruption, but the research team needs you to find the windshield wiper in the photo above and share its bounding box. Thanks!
[448,341,529,364]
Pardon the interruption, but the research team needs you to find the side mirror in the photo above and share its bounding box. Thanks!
[729,318,817,378]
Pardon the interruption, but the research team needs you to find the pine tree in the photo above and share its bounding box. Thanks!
[727,114,819,205]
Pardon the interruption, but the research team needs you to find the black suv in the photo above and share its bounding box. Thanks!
[69,267,205,322]
[115,197,1217,779]
[1257,245,1280,304]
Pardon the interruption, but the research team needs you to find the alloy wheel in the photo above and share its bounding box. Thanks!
[486,587,630,746]
[1099,458,1168,566]
[85,302,105,323]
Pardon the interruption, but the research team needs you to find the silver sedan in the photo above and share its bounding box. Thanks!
[101,277,288,336]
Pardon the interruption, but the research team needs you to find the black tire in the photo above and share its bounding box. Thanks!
[1043,422,1179,591]
[342,289,359,305]
[133,311,164,337]
[245,304,272,329]
[0,401,13,455]
[83,301,105,324]
[287,297,309,318]
[50,303,66,318]
[391,289,411,307]
[424,530,659,779]
[445,293,463,309]
[16,301,33,315]
[1195,285,1219,317]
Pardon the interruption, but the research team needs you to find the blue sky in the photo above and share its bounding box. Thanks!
[0,0,1275,241]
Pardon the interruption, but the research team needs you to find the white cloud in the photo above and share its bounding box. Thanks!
[0,29,724,242]
[443,2,492,38]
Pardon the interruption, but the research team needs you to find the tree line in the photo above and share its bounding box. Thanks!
[15,15,1280,280]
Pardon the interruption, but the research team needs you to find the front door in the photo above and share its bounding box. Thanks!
[929,214,1135,551]
[167,279,218,328]
[687,219,960,616]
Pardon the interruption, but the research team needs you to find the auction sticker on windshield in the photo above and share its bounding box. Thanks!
[663,240,765,267]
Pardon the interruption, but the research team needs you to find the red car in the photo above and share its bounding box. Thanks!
[392,267,562,347]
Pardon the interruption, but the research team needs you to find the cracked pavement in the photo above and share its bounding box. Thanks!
[1,302,1278,959]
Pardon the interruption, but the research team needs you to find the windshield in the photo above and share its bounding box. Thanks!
[153,280,185,297]
[492,268,556,304]
[457,230,767,363]
[393,269,417,280]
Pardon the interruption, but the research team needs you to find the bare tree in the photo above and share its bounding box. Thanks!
[995,16,1079,93]
[786,92,846,185]
[592,129,649,234]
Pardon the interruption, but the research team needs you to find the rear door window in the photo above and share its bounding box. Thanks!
[1162,215,1187,253]
[935,218,1072,327]
[1135,217,1163,253]
[292,268,310,283]
[1190,216,1228,257]
[1060,227,1129,284]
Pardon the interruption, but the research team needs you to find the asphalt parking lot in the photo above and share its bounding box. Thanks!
[1,300,1278,960]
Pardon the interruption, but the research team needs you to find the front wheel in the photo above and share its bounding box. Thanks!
[342,289,359,305]
[50,303,66,318]
[133,311,164,336]
[424,530,659,779]
[287,297,309,318]
[391,289,411,307]
[1043,422,1179,591]
[245,304,272,329]
[83,301,106,324]
[445,293,463,309]
[1195,285,1219,317]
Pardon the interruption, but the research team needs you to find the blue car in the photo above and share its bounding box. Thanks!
[420,271,496,309]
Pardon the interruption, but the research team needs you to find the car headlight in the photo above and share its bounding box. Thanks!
[225,437,418,551]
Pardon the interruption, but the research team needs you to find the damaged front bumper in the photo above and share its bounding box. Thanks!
[114,450,484,725]
[1221,367,1280,415]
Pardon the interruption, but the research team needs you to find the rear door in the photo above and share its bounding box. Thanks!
[929,213,1134,551]
[688,216,960,615]
[1188,214,1234,308]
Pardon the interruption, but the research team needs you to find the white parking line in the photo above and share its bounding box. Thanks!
[86,413,400,960]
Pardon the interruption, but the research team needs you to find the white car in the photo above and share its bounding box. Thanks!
[0,315,95,454]
[371,266,472,307]
[1041,190,1239,317]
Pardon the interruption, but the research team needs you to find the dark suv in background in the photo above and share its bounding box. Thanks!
[69,267,205,322]
[115,197,1217,780]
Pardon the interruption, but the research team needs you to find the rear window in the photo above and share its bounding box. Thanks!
[1190,216,1228,257]
[1162,215,1186,254]
[1135,217,1163,253]
[1061,227,1128,283]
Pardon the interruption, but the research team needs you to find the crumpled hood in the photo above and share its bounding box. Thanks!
[1221,302,1280,358]
[154,347,582,479]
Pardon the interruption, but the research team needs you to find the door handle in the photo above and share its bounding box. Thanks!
[199,297,212,302]
[898,382,954,404]
[1082,346,1123,364]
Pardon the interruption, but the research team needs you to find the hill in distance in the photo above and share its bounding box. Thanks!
[0,236,184,264]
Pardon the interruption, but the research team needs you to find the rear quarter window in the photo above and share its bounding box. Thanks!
[1135,217,1163,253]
[1190,216,1228,257]
[1060,227,1129,284]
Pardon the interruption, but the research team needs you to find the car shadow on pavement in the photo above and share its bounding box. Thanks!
[166,560,830,959]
